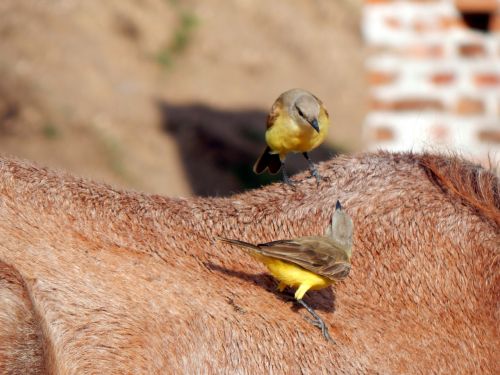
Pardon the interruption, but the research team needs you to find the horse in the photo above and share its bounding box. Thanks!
[0,151,498,374]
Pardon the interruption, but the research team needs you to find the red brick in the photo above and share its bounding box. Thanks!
[455,0,498,12]
[455,97,485,114]
[404,44,444,59]
[431,72,455,85]
[365,0,393,4]
[458,43,487,57]
[413,20,428,33]
[430,125,449,142]
[368,71,397,85]
[474,73,500,86]
[372,127,395,141]
[370,98,389,110]
[477,129,500,143]
[439,16,466,29]
[489,13,500,32]
[393,99,444,111]
[371,98,444,111]
[384,17,401,29]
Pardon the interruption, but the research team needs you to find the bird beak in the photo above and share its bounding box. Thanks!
[335,200,342,211]
[309,119,320,133]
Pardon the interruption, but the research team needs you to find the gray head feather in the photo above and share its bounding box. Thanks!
[325,203,354,257]
[280,88,321,126]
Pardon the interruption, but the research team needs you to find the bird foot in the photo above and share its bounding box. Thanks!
[310,169,322,185]
[297,299,334,343]
[304,316,334,343]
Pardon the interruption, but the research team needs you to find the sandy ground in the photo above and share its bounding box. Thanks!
[0,0,366,196]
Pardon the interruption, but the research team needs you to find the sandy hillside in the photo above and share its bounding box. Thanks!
[0,0,366,196]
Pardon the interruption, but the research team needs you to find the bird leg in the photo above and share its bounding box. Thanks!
[276,281,287,292]
[302,152,321,184]
[297,299,334,342]
[281,162,293,185]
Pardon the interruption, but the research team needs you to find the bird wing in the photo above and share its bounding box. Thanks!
[257,238,351,281]
[266,101,282,129]
[217,237,261,252]
[310,93,330,120]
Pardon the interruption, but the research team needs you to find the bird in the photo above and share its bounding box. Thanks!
[253,88,330,184]
[218,200,353,341]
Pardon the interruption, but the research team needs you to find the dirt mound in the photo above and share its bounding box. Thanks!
[0,0,365,196]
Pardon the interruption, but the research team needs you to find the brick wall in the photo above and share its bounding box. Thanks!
[362,0,500,166]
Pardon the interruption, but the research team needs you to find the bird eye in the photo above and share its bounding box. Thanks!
[297,107,304,117]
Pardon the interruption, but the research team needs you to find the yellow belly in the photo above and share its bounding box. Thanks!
[254,254,332,299]
[265,112,329,158]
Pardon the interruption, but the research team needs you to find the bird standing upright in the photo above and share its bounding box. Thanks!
[253,88,330,184]
[218,200,353,341]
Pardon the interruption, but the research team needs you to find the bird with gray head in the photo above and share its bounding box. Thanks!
[218,200,353,341]
[253,88,330,184]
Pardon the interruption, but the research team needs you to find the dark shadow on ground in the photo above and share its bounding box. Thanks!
[159,102,339,196]
[205,261,336,314]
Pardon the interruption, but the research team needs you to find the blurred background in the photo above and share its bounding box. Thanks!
[0,0,498,197]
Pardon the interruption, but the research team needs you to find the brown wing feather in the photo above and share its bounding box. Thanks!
[266,101,282,129]
[322,106,329,119]
[308,92,329,120]
[217,237,261,251]
[257,238,351,281]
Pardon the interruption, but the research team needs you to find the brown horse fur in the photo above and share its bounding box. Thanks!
[0,151,498,374]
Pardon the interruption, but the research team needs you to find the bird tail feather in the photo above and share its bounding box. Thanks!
[217,237,262,253]
[253,147,282,174]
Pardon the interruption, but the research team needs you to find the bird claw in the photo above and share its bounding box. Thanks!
[297,299,335,343]
[311,170,322,185]
[304,316,321,327]
[303,316,335,343]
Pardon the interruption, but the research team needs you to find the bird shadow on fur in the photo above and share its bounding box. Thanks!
[205,261,336,314]
[158,101,339,196]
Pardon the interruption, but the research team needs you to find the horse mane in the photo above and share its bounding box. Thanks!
[415,152,500,228]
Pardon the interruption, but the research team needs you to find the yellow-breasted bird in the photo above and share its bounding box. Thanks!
[253,88,330,184]
[218,200,353,341]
